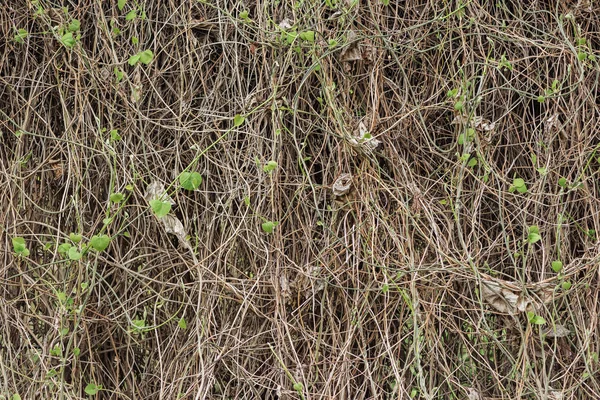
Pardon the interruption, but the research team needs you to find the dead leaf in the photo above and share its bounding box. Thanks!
[544,324,570,338]
[332,173,353,197]
[145,180,175,204]
[339,31,362,62]
[348,120,381,151]
[466,388,480,400]
[278,18,293,30]
[480,278,554,315]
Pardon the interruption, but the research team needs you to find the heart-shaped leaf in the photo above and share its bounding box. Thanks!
[233,114,245,127]
[150,199,171,217]
[68,247,82,260]
[261,221,277,233]
[263,160,278,173]
[139,49,153,65]
[70,233,82,243]
[89,235,111,252]
[551,260,563,273]
[179,172,202,191]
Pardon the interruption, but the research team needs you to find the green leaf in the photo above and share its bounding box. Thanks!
[110,192,124,203]
[89,235,111,251]
[60,327,69,336]
[300,30,315,42]
[537,167,547,175]
[467,157,478,167]
[527,225,541,244]
[381,0,390,5]
[14,28,28,43]
[12,394,22,400]
[118,0,126,11]
[110,129,121,141]
[68,19,80,32]
[239,10,249,20]
[61,32,76,48]
[561,281,572,290]
[513,178,525,188]
[551,260,563,273]
[233,114,245,127]
[516,185,528,194]
[58,243,72,255]
[81,282,89,290]
[263,160,278,173]
[85,383,101,396]
[457,133,465,145]
[125,9,137,21]
[57,291,67,303]
[139,49,153,65]
[149,199,171,218]
[128,54,141,66]
[527,312,546,325]
[68,247,82,260]
[73,347,81,356]
[178,317,187,330]
[261,221,277,233]
[12,237,27,253]
[70,233,82,243]
[179,172,203,191]
[558,177,568,187]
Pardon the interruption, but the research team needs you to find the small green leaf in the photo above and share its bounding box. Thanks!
[131,36,138,45]
[125,9,137,21]
[381,0,390,5]
[68,19,80,32]
[578,52,587,61]
[513,178,525,188]
[150,199,171,217]
[110,129,121,141]
[537,167,547,175]
[85,383,101,396]
[558,177,568,187]
[102,217,113,226]
[139,49,153,65]
[447,88,458,98]
[73,347,81,356]
[244,196,250,206]
[118,0,126,11]
[551,260,563,273]
[239,10,249,20]
[300,30,315,42]
[57,291,67,303]
[179,171,203,191]
[381,283,389,293]
[128,54,141,66]
[527,312,546,325]
[68,247,82,260]
[516,185,528,194]
[12,237,27,254]
[454,100,464,111]
[233,114,245,127]
[110,192,124,203]
[61,32,76,48]
[537,95,545,103]
[89,235,111,251]
[261,221,276,233]
[457,133,465,145]
[178,317,187,330]
[263,160,278,173]
[293,382,303,392]
[81,282,89,290]
[58,243,72,255]
[527,226,541,244]
[60,327,69,336]
[70,233,82,243]
[14,28,28,43]
[13,393,22,400]
[467,157,478,167]
[561,281,572,290]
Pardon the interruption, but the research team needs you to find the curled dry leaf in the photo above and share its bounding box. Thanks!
[332,173,353,197]
[544,324,570,338]
[452,114,495,132]
[348,120,382,152]
[339,30,362,62]
[545,113,560,131]
[466,388,480,400]
[145,180,175,204]
[278,18,293,30]
[480,278,554,315]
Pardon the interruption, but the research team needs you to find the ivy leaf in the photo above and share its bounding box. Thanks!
[128,54,140,66]
[233,114,245,127]
[149,199,171,218]
[89,235,111,252]
[70,233,82,243]
[68,247,82,261]
[85,383,101,395]
[68,19,80,32]
[139,49,153,65]
[527,312,546,325]
[263,161,278,173]
[118,0,126,11]
[551,260,563,273]
[261,221,277,233]
[178,317,187,330]
[179,172,202,191]
[299,30,315,42]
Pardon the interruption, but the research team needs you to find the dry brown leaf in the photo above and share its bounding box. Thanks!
[348,120,381,151]
[332,173,353,197]
[480,278,554,315]
[544,324,570,338]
